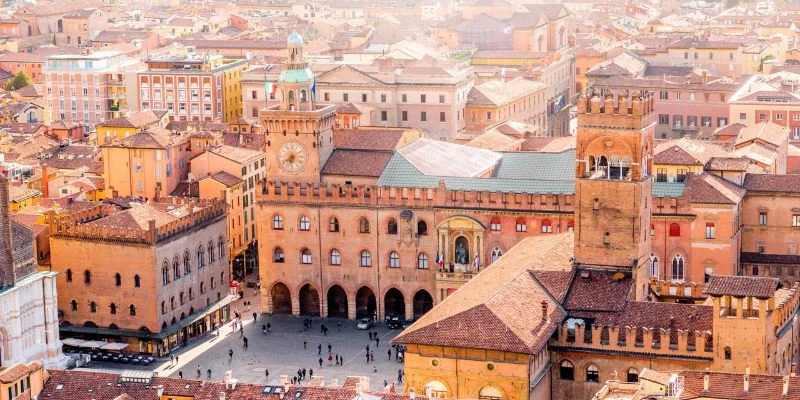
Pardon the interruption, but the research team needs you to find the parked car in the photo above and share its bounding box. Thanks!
[401,318,416,329]
[387,316,403,329]
[356,318,374,330]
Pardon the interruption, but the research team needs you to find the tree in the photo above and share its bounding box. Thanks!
[4,71,31,91]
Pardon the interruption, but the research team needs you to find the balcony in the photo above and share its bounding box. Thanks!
[672,123,698,132]
[435,271,477,282]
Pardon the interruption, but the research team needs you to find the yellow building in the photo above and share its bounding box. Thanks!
[8,185,40,212]
[222,63,246,123]
[0,362,45,400]
[95,110,168,146]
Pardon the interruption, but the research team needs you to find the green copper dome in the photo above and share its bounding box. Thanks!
[280,68,314,83]
[287,32,304,45]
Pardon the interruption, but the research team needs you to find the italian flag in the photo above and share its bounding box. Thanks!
[265,82,276,95]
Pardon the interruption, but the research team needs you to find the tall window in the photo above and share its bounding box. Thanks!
[218,236,225,260]
[626,368,639,382]
[134,274,141,287]
[794,214,800,227]
[90,301,97,313]
[299,216,311,231]
[417,220,428,235]
[360,250,372,267]
[110,303,117,314]
[705,222,715,239]
[515,218,527,232]
[197,244,205,268]
[417,253,429,269]
[759,212,768,226]
[71,300,77,311]
[329,217,340,232]
[387,218,398,235]
[651,254,659,278]
[173,257,180,280]
[272,214,284,230]
[490,247,503,264]
[330,249,341,265]
[183,250,191,274]
[672,254,685,281]
[540,219,552,233]
[724,346,732,360]
[359,217,370,233]
[586,364,599,383]
[490,217,501,231]
[84,270,91,284]
[389,251,400,268]
[115,273,121,287]
[208,240,214,263]
[301,248,312,264]
[66,269,73,282]
[162,261,170,285]
[273,247,285,263]
[559,360,574,380]
[129,305,136,316]
[669,223,680,237]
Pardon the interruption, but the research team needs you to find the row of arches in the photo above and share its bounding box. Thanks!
[270,282,433,319]
[586,155,633,180]
[559,360,639,384]
[273,247,431,269]
[273,215,429,236]
[160,237,225,286]
[650,253,686,282]
[70,300,136,316]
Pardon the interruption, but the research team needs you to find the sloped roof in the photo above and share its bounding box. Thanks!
[735,121,787,148]
[684,172,745,204]
[743,174,800,193]
[396,138,501,178]
[654,145,702,165]
[321,149,393,177]
[704,275,781,299]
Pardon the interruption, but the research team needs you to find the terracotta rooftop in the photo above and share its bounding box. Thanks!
[333,127,417,151]
[563,268,632,313]
[679,369,800,399]
[0,362,40,384]
[743,174,800,193]
[684,172,745,205]
[205,171,243,188]
[321,149,393,178]
[654,145,702,165]
[704,275,781,299]
[741,252,800,265]
[704,156,750,171]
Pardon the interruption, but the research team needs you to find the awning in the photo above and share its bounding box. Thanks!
[100,342,129,351]
[61,338,86,347]
[78,340,108,349]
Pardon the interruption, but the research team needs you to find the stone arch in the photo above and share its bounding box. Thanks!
[327,285,348,318]
[270,281,292,314]
[0,327,8,367]
[435,214,486,231]
[298,283,320,316]
[384,287,405,318]
[356,286,377,319]
[478,386,505,400]
[413,289,433,318]
[425,381,450,398]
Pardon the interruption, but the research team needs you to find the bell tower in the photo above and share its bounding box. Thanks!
[260,32,336,183]
[573,89,655,300]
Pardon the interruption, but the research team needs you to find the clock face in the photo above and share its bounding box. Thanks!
[278,142,307,173]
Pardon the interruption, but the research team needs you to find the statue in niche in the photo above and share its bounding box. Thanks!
[455,237,468,265]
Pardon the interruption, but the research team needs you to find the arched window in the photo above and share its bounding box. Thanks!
[387,218,398,235]
[491,247,503,264]
[478,386,504,400]
[669,223,680,237]
[651,254,659,278]
[161,301,166,314]
[129,304,136,316]
[110,303,117,314]
[300,89,307,103]
[189,287,194,300]
[330,249,341,265]
[197,244,205,268]
[672,254,685,281]
[161,261,169,285]
[200,282,205,294]
[559,360,574,380]
[208,240,215,263]
[417,220,428,235]
[515,218,527,232]
[329,217,340,232]
[84,270,91,284]
[299,215,310,231]
[724,346,732,360]
[417,253,429,269]
[359,217,370,233]
[90,301,97,313]
[134,274,141,288]
[650,223,655,236]
[389,251,400,268]
[170,296,175,309]
[300,248,312,264]
[66,269,73,282]
[183,250,191,274]
[273,247,285,263]
[490,217,501,231]
[541,219,552,233]
[173,256,180,280]
[567,220,574,232]
[626,368,639,382]
[71,299,77,311]
[360,250,372,267]
[272,214,284,230]
[115,273,121,287]
[217,236,225,260]
[586,364,599,383]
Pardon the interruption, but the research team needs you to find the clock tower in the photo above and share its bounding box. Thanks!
[260,32,336,183]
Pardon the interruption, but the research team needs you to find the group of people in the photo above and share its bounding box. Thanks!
[291,367,313,384]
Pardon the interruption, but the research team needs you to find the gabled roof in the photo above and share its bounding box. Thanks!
[684,172,745,204]
[321,149,393,178]
[205,171,243,188]
[743,174,800,193]
[704,275,781,299]
[654,145,702,165]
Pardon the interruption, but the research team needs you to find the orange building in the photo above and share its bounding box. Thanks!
[50,198,232,355]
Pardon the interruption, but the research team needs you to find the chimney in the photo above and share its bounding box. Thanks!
[541,300,548,321]
[219,392,226,400]
[156,385,164,397]
[792,363,796,377]
[744,367,750,392]
[224,371,232,384]
[702,70,708,84]
[409,388,416,400]
[279,375,288,386]
[784,376,790,396]
[330,379,338,387]
[41,165,49,198]
[355,382,363,394]
[703,369,709,391]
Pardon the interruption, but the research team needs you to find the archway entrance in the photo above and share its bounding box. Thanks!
[299,283,320,316]
[327,285,348,318]
[413,290,433,318]
[384,288,405,318]
[271,282,292,314]
[356,286,376,319]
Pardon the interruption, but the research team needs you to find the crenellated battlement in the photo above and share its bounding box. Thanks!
[576,89,656,130]
[649,278,707,301]
[49,197,228,246]
[773,282,800,334]
[257,180,577,213]
[553,320,714,359]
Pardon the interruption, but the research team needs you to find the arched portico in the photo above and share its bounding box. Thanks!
[436,215,486,272]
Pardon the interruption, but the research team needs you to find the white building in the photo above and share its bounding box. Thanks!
[0,175,65,368]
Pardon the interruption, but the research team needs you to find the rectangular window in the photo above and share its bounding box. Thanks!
[420,94,426,103]
[705,222,715,239]
[759,212,767,226]
[420,111,426,121]
[676,169,688,183]
[659,114,669,124]
[740,112,746,120]
[402,94,407,103]
[343,93,348,101]
[380,94,386,103]
[656,168,667,182]
[361,93,367,102]
[718,117,728,127]
[401,111,408,121]
[759,113,767,120]
[659,91,668,100]
[381,111,387,121]
[777,113,784,121]
[793,127,800,140]
[324,92,330,101]
[487,111,492,121]
[758,242,766,253]
[439,95,445,103]
[440,112,446,122]
[794,214,800,227]
[251,90,257,100]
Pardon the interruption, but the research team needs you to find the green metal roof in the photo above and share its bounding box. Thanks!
[280,68,314,83]
[287,32,304,45]
[377,150,576,194]
[652,182,686,197]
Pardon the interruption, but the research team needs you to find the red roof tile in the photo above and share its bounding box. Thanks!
[743,174,800,193]
[321,149,393,177]
[704,275,781,299]
[564,269,632,312]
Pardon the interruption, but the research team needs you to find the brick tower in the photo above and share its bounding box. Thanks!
[573,89,655,300]
[260,32,336,183]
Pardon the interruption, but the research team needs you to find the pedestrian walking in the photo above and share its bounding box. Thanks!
[304,340,307,349]
[328,353,333,363]
[365,352,370,363]
[179,371,183,379]
[323,325,328,336]
[327,343,332,353]
[318,343,322,355]
[253,312,257,321]
[243,337,248,348]
[302,368,307,379]
[240,324,244,336]
[370,351,374,362]
[196,364,201,379]
[207,369,212,379]
[387,349,391,360]
[176,356,179,364]
[337,321,342,332]
[376,337,380,347]
[267,322,271,332]
[398,369,403,383]
[170,355,174,364]
[335,354,339,365]
[309,368,313,378]
[366,344,370,353]
[384,379,388,388]
[229,348,233,359]
[265,369,269,381]
[320,324,324,333]
[318,357,323,367]
[369,332,373,340]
